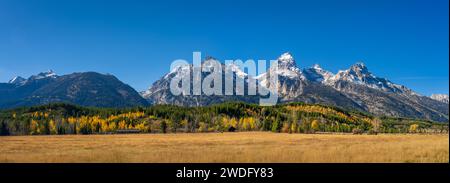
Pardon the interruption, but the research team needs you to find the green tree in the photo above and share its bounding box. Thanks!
[0,121,10,136]
[160,120,167,133]
[271,116,281,132]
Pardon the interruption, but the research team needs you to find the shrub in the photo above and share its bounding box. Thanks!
[352,128,364,135]
[367,129,378,135]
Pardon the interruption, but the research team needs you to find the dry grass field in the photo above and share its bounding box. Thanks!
[0,132,448,163]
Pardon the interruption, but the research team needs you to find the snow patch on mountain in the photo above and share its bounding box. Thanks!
[302,64,334,83]
[327,63,416,95]
[225,62,248,78]
[8,76,26,85]
[430,94,449,104]
[29,70,58,80]
[7,70,58,86]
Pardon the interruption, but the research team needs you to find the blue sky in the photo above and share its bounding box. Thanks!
[0,0,448,95]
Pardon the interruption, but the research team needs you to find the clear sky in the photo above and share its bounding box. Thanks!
[0,0,448,95]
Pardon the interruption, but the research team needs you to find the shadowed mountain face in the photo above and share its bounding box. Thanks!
[142,53,449,122]
[0,71,148,108]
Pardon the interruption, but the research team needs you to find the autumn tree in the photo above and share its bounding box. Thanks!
[49,119,57,135]
[30,119,40,135]
[290,122,297,133]
[271,116,281,133]
[311,120,319,132]
[409,124,419,133]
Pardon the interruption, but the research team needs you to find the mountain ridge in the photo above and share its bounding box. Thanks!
[1,71,148,108]
[141,52,449,122]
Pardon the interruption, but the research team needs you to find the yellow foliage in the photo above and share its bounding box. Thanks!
[49,119,57,135]
[409,124,419,133]
[286,105,355,123]
[118,120,127,130]
[109,122,117,131]
[180,119,188,127]
[30,119,40,135]
[311,120,319,131]
[198,122,207,132]
[230,118,237,128]
[135,123,147,132]
[100,121,109,133]
[240,118,255,131]
[290,122,297,133]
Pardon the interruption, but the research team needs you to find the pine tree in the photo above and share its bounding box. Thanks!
[161,120,167,133]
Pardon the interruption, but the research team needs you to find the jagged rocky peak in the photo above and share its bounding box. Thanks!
[29,69,58,80]
[332,62,374,83]
[278,52,294,61]
[430,94,449,104]
[347,62,372,80]
[350,62,368,72]
[265,52,301,79]
[277,52,298,70]
[330,62,416,95]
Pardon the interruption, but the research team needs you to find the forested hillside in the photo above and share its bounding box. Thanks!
[0,102,447,136]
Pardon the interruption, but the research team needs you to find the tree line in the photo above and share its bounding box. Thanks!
[0,102,448,136]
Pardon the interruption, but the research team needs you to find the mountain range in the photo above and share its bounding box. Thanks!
[1,52,448,122]
[0,70,148,108]
[142,52,449,122]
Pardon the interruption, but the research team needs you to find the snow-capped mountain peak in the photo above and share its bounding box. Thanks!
[331,62,373,84]
[43,69,57,77]
[278,52,294,61]
[277,52,297,70]
[30,70,58,80]
[348,62,371,79]
[266,52,301,79]
[329,63,415,95]
[8,76,26,85]
[350,62,367,70]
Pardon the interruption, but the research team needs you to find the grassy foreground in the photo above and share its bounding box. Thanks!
[0,132,448,163]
